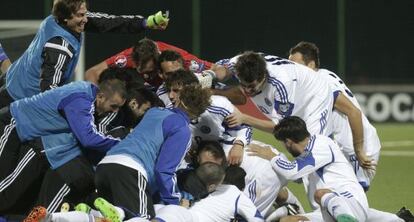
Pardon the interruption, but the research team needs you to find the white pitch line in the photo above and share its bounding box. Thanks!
[380,150,414,157]
[381,140,414,148]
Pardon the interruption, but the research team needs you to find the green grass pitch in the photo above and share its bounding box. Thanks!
[252,123,414,213]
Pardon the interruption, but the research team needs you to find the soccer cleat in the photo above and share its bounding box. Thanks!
[75,203,92,213]
[397,207,414,222]
[23,206,49,222]
[284,203,300,215]
[94,197,122,222]
[146,11,169,29]
[336,214,359,222]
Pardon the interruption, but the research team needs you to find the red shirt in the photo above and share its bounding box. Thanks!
[105,41,212,88]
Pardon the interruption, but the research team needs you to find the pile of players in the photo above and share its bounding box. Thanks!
[0,0,413,221]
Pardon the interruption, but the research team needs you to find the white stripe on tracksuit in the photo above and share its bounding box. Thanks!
[98,112,117,134]
[137,171,148,218]
[47,184,71,213]
[0,148,35,192]
[0,118,16,157]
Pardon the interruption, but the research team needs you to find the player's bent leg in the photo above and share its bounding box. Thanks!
[315,189,359,222]
[276,187,305,214]
[0,108,20,180]
[95,163,155,220]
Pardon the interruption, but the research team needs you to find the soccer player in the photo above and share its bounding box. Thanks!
[164,70,252,165]
[0,0,169,108]
[288,41,409,222]
[85,39,212,88]
[0,79,126,214]
[155,162,264,222]
[196,140,305,220]
[217,51,374,171]
[289,41,379,190]
[156,49,247,106]
[248,116,369,222]
[86,40,247,105]
[94,76,211,220]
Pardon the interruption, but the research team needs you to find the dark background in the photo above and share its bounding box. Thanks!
[1,0,414,84]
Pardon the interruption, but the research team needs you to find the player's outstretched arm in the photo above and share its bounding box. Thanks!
[85,61,109,84]
[212,86,247,105]
[226,108,276,133]
[334,92,374,169]
[85,10,169,33]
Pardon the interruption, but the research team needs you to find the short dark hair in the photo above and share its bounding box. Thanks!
[98,68,144,87]
[235,51,268,83]
[223,166,246,191]
[98,78,127,100]
[158,50,184,68]
[120,86,165,128]
[196,162,225,188]
[178,170,209,201]
[273,116,310,143]
[164,69,199,90]
[132,38,159,68]
[197,140,227,166]
[289,41,320,69]
[126,87,165,108]
[52,0,86,24]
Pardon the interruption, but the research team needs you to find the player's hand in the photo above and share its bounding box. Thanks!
[180,198,191,208]
[228,143,244,165]
[226,108,243,127]
[210,64,227,81]
[355,150,376,170]
[146,11,169,30]
[195,71,214,89]
[247,143,278,160]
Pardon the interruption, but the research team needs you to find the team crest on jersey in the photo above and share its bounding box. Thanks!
[264,98,272,107]
[114,55,127,68]
[275,101,294,117]
[200,125,211,134]
[190,118,199,124]
[258,106,270,114]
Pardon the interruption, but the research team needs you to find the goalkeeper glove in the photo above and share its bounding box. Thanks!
[146,11,169,30]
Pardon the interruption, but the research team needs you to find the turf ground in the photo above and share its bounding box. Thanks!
[252,123,414,213]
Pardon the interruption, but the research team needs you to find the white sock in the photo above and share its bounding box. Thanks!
[114,206,126,221]
[367,208,404,222]
[51,211,94,222]
[321,192,356,219]
[89,209,103,218]
[265,206,287,222]
[91,206,125,221]
[285,188,306,214]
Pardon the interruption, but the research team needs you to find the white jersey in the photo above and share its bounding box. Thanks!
[156,83,174,108]
[318,69,381,187]
[318,68,381,157]
[223,140,287,217]
[270,135,369,214]
[191,95,252,146]
[222,54,335,136]
[155,185,263,222]
[191,185,264,222]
